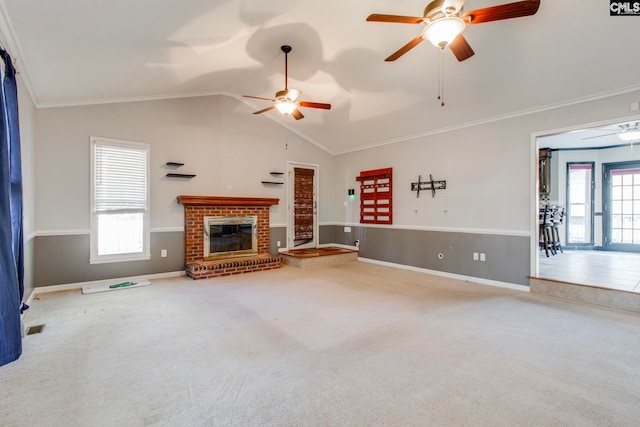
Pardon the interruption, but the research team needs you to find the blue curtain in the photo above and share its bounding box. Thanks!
[0,49,23,367]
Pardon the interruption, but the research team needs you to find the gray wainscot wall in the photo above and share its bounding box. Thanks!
[326,225,529,286]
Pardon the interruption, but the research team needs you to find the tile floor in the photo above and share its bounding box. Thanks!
[538,249,640,293]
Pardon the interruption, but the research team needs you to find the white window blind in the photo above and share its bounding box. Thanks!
[94,143,147,212]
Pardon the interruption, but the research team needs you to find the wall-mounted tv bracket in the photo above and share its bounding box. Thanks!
[411,174,446,198]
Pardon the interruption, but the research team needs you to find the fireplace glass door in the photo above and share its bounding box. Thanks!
[203,216,257,259]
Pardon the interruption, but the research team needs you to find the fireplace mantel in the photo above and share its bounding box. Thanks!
[177,195,279,207]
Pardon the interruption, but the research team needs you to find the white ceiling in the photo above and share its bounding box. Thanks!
[538,120,640,151]
[1,0,640,154]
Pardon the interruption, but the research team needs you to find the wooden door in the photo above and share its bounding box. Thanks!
[288,164,318,249]
[294,167,314,246]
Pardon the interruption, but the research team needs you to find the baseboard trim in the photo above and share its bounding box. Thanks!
[279,243,359,253]
[358,257,529,292]
[319,243,359,251]
[31,270,186,295]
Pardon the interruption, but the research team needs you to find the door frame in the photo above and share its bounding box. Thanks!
[286,161,319,250]
[531,114,640,277]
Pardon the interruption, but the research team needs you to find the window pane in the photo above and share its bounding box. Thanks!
[612,186,622,201]
[611,228,621,242]
[612,214,622,228]
[571,205,585,217]
[97,213,144,255]
[612,200,622,215]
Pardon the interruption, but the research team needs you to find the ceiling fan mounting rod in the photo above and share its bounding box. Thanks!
[281,45,292,90]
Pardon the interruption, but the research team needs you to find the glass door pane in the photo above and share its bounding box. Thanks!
[567,163,593,244]
[605,163,640,251]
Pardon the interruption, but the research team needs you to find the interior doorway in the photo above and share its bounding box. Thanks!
[535,116,640,292]
[287,162,318,250]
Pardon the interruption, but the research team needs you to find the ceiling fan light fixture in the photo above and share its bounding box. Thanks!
[422,16,465,48]
[275,100,298,116]
[277,88,301,102]
[618,130,640,142]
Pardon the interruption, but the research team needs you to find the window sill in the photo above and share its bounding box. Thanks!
[89,254,151,264]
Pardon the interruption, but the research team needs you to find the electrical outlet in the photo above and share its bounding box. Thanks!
[344,226,351,232]
[276,241,281,247]
[161,249,167,257]
[480,253,486,262]
[473,252,479,261]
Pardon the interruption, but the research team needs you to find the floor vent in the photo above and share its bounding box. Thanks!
[26,324,45,335]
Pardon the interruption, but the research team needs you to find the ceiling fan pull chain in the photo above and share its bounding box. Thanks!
[438,49,445,107]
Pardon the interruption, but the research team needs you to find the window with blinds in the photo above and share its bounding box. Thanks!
[90,137,150,263]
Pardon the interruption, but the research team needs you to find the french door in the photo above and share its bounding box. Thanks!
[603,161,640,252]
[287,162,318,250]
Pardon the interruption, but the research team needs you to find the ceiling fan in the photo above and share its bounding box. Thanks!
[243,45,331,120]
[582,122,640,142]
[366,0,541,62]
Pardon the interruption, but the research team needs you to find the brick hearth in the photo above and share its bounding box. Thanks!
[177,195,282,279]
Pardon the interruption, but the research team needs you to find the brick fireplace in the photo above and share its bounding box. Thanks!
[177,195,282,279]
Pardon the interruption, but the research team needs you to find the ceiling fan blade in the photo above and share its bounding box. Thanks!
[243,95,276,102]
[449,34,475,62]
[462,0,540,25]
[581,132,618,140]
[252,105,276,115]
[366,14,424,24]
[385,35,424,61]
[292,109,304,120]
[299,101,332,110]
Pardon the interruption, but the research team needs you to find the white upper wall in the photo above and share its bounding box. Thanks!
[29,85,640,237]
[33,95,336,232]
[333,90,640,234]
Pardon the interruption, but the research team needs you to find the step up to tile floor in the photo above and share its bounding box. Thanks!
[529,276,640,313]
[280,246,358,268]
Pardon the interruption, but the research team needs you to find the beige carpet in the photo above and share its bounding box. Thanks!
[2,262,640,426]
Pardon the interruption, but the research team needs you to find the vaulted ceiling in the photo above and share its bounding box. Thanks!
[1,1,639,154]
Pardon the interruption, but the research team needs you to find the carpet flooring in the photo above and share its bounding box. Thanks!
[2,262,640,426]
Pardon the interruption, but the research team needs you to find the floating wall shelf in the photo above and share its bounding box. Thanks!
[167,173,196,178]
[166,162,185,167]
[270,172,284,176]
[261,181,284,185]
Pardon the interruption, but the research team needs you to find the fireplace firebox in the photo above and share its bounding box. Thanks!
[204,216,257,259]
